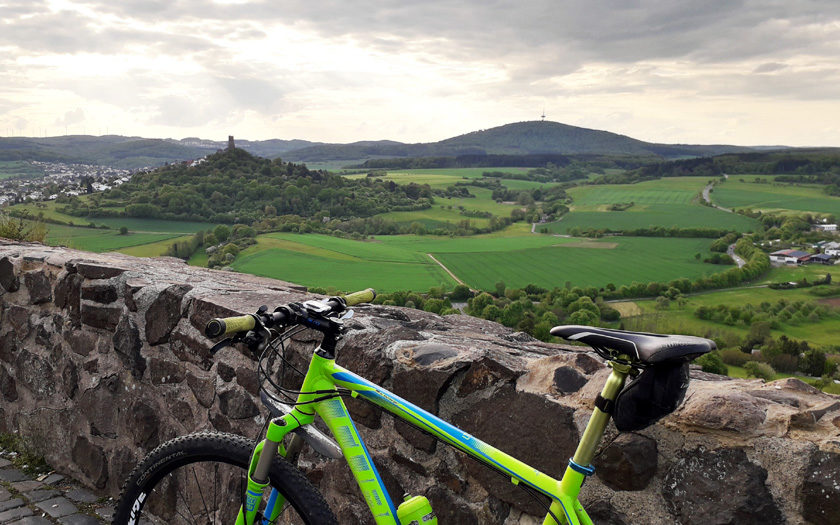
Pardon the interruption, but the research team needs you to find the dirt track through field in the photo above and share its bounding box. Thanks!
[427,253,470,288]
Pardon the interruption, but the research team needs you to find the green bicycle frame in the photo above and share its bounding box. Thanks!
[238,350,631,525]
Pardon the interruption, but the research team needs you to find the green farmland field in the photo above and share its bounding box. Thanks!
[10,201,210,233]
[231,234,456,292]
[545,177,758,233]
[45,223,181,253]
[343,168,533,189]
[228,232,725,293]
[0,161,43,179]
[711,177,840,215]
[621,284,840,349]
[433,236,721,291]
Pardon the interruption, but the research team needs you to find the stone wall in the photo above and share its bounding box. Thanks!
[0,241,838,524]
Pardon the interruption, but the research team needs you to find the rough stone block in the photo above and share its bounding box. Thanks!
[145,284,192,345]
[80,280,118,304]
[24,270,52,304]
[0,256,20,292]
[80,301,122,331]
[663,447,783,524]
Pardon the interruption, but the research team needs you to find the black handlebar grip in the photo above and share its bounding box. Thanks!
[205,319,226,338]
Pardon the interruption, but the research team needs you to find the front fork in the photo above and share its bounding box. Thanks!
[235,420,304,525]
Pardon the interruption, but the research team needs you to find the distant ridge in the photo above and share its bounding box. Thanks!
[281,121,757,163]
[0,121,766,169]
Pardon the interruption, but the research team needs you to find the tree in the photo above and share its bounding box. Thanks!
[569,309,598,326]
[213,224,231,243]
[799,349,827,377]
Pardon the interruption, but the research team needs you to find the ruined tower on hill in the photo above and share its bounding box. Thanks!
[228,135,235,150]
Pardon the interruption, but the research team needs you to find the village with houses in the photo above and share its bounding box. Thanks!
[769,222,840,266]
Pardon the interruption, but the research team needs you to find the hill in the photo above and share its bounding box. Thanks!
[63,147,432,224]
[0,121,762,170]
[0,135,321,170]
[282,121,758,164]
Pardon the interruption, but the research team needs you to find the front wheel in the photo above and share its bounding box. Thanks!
[112,432,337,525]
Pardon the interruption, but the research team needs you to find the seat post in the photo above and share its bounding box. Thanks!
[571,362,631,466]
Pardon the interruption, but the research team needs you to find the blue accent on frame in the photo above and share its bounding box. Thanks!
[568,459,596,477]
[262,489,279,525]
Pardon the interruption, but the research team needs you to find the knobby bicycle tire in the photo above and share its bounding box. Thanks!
[112,431,337,525]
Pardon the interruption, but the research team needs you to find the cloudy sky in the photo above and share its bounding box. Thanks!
[2,0,839,146]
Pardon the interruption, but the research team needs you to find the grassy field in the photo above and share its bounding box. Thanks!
[45,223,182,253]
[712,176,840,215]
[231,233,456,292]
[378,188,521,228]
[343,167,534,189]
[0,161,43,179]
[543,177,759,233]
[616,282,840,348]
[10,201,209,233]
[434,236,720,291]
[225,232,725,293]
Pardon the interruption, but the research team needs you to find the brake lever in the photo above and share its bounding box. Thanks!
[210,337,234,355]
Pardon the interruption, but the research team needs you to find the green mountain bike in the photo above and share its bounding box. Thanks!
[112,288,715,525]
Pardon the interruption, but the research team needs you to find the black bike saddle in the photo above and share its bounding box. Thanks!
[550,325,716,365]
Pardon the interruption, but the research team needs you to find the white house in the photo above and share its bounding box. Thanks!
[825,242,840,257]
[815,223,838,232]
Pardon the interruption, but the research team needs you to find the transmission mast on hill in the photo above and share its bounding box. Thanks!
[541,109,546,122]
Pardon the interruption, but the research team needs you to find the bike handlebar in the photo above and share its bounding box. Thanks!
[205,314,255,338]
[204,288,377,338]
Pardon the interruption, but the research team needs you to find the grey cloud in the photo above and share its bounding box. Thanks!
[754,62,788,73]
[0,8,217,54]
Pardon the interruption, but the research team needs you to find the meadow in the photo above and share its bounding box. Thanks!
[228,232,724,293]
[711,176,840,216]
[0,161,42,179]
[616,280,840,348]
[11,201,209,232]
[544,177,759,233]
[44,223,182,253]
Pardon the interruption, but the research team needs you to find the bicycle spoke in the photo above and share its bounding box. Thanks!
[174,472,202,524]
[191,465,211,523]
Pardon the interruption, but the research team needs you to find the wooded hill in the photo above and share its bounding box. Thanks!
[60,148,431,223]
[626,148,840,180]
[1,120,763,169]
[0,135,321,170]
[283,121,756,163]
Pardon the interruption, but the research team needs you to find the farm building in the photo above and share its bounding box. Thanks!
[824,242,840,257]
[814,223,838,232]
[769,249,812,264]
[807,253,835,265]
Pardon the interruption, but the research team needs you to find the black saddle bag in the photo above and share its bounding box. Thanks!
[612,361,690,432]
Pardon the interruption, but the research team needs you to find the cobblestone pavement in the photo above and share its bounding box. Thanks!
[0,456,111,525]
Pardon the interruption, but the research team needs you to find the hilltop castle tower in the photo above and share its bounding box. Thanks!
[228,135,235,150]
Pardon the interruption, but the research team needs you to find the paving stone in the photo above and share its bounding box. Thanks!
[0,498,24,512]
[35,496,77,518]
[0,506,33,522]
[9,516,53,524]
[94,505,113,521]
[59,514,103,525]
[0,469,29,482]
[0,458,11,468]
[64,488,97,504]
[38,473,64,485]
[10,481,42,493]
[0,487,12,502]
[23,489,60,503]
